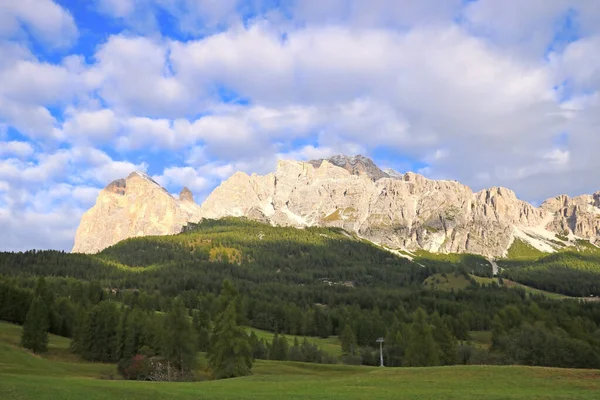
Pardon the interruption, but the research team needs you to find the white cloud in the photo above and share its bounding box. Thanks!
[117,117,175,150]
[0,141,34,158]
[153,166,210,194]
[552,35,600,92]
[3,0,600,251]
[0,145,147,250]
[0,45,92,141]
[292,0,463,28]
[62,109,120,142]
[0,206,82,251]
[0,0,78,48]
[91,35,195,117]
[95,0,244,35]
[0,96,60,140]
[96,0,136,17]
[0,59,84,105]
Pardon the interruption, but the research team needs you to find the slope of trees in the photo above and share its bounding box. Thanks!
[500,250,600,297]
[1,218,600,371]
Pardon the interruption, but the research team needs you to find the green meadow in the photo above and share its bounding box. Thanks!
[1,322,599,400]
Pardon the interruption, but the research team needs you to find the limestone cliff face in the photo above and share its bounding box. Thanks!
[541,193,600,244]
[73,155,600,257]
[72,171,202,254]
[199,158,548,257]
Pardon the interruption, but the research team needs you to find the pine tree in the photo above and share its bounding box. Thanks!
[192,309,211,352]
[289,337,303,362]
[161,299,197,374]
[208,302,253,379]
[69,306,88,355]
[431,312,457,365]
[340,325,357,355]
[270,333,289,360]
[116,307,130,361]
[404,308,439,367]
[20,295,49,353]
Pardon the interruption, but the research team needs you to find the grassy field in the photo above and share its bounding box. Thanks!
[423,272,474,290]
[248,327,342,357]
[424,272,571,300]
[2,321,600,399]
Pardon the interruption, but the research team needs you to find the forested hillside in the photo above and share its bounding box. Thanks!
[499,240,600,297]
[2,218,600,377]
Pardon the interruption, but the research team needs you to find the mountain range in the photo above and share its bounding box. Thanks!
[72,155,600,257]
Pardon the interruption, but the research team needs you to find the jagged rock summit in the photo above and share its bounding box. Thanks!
[72,157,600,256]
[179,187,194,203]
[72,171,202,254]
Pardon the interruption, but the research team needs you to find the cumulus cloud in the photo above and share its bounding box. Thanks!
[91,35,195,117]
[0,0,78,48]
[62,109,120,142]
[0,141,34,158]
[153,166,210,194]
[2,0,600,250]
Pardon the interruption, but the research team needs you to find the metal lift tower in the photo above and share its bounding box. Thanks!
[376,337,384,367]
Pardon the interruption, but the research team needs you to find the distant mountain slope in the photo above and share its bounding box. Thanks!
[73,155,600,256]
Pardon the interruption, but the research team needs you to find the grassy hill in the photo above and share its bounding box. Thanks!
[423,272,570,300]
[1,322,599,400]
[248,327,342,357]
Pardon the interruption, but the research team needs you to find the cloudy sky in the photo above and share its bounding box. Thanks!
[1,0,599,251]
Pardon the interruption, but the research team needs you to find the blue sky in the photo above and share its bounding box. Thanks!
[1,0,599,251]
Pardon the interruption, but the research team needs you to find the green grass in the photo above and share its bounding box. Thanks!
[501,279,568,300]
[425,273,570,300]
[505,239,545,260]
[2,321,600,399]
[423,272,473,291]
[470,275,497,285]
[248,327,342,357]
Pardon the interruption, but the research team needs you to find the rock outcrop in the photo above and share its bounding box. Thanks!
[541,193,600,244]
[179,187,194,203]
[200,159,549,257]
[72,171,202,253]
[72,156,600,256]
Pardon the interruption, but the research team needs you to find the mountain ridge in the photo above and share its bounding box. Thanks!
[72,155,600,256]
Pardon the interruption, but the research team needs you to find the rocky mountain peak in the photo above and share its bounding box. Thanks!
[105,178,126,195]
[72,171,202,254]
[309,155,389,181]
[179,187,194,203]
[383,168,403,179]
[73,156,600,256]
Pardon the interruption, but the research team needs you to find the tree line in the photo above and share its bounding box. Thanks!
[2,218,600,374]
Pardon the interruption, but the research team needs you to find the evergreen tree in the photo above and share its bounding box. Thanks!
[384,322,407,367]
[208,303,253,379]
[116,307,130,361]
[405,308,439,367]
[161,299,197,373]
[313,306,332,338]
[340,325,357,355]
[289,337,303,362]
[269,333,289,360]
[192,309,211,352]
[20,295,49,353]
[431,312,457,365]
[82,301,120,362]
[69,306,88,355]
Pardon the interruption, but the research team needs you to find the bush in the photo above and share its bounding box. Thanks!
[118,354,150,380]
